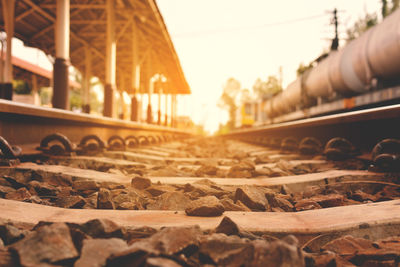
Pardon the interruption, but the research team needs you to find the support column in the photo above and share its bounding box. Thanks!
[52,0,70,109]
[164,93,168,126]
[130,20,140,122]
[146,59,153,124]
[170,94,174,127]
[157,87,162,125]
[31,74,40,105]
[104,0,116,117]
[82,45,91,113]
[1,0,16,100]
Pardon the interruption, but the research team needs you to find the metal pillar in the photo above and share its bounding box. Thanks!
[31,74,40,105]
[157,87,162,125]
[0,0,15,100]
[170,94,174,127]
[164,93,168,126]
[130,20,140,121]
[52,0,70,109]
[146,59,153,124]
[83,45,91,113]
[104,0,116,117]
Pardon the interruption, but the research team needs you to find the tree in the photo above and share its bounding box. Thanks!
[346,0,399,42]
[346,12,377,41]
[252,75,282,98]
[218,78,241,130]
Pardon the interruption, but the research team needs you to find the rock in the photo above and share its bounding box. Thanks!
[309,194,345,208]
[251,237,305,267]
[28,181,59,196]
[5,187,31,201]
[199,233,253,266]
[195,165,219,176]
[215,216,240,236]
[294,199,322,211]
[117,202,137,210]
[227,161,255,178]
[234,186,268,211]
[130,176,151,190]
[73,180,99,191]
[254,153,271,164]
[350,190,377,202]
[185,196,224,217]
[147,192,190,211]
[55,195,86,209]
[139,226,202,254]
[0,247,18,267]
[184,183,226,199]
[109,226,202,266]
[0,185,15,198]
[75,238,128,267]
[146,184,176,197]
[321,235,375,255]
[10,223,78,266]
[97,188,115,209]
[79,219,125,239]
[146,257,182,267]
[0,224,26,245]
[220,198,251,212]
[266,193,294,212]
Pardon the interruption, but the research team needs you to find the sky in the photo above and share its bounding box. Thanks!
[156,0,381,133]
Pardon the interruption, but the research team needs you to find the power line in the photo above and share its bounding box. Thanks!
[172,13,329,38]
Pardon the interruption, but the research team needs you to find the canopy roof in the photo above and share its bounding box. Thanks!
[0,0,190,94]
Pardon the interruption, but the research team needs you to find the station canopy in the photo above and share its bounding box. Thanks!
[0,0,190,95]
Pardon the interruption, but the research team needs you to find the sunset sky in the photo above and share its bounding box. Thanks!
[156,0,381,133]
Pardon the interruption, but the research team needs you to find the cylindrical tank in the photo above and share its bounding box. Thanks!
[367,9,400,78]
[305,56,334,98]
[328,49,352,95]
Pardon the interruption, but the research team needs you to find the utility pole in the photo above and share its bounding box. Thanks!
[330,8,339,51]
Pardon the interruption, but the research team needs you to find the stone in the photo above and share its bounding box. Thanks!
[28,181,59,196]
[55,195,86,209]
[0,185,15,198]
[251,237,305,267]
[0,247,18,267]
[0,224,26,245]
[309,193,345,208]
[10,223,78,266]
[350,190,377,202]
[185,196,225,217]
[321,235,375,255]
[234,186,268,211]
[220,198,251,212]
[146,257,182,267]
[199,233,253,266]
[117,202,137,210]
[215,216,240,236]
[146,185,176,197]
[5,187,31,201]
[195,165,219,176]
[75,238,128,267]
[227,161,255,178]
[73,180,98,191]
[97,188,115,209]
[79,219,125,239]
[266,193,294,212]
[130,176,151,190]
[146,191,190,211]
[294,199,322,211]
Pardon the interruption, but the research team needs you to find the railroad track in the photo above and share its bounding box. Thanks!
[0,103,400,266]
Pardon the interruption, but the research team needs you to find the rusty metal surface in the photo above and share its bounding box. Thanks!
[0,100,192,145]
[225,104,400,149]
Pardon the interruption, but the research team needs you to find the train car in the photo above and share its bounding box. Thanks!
[262,9,400,123]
